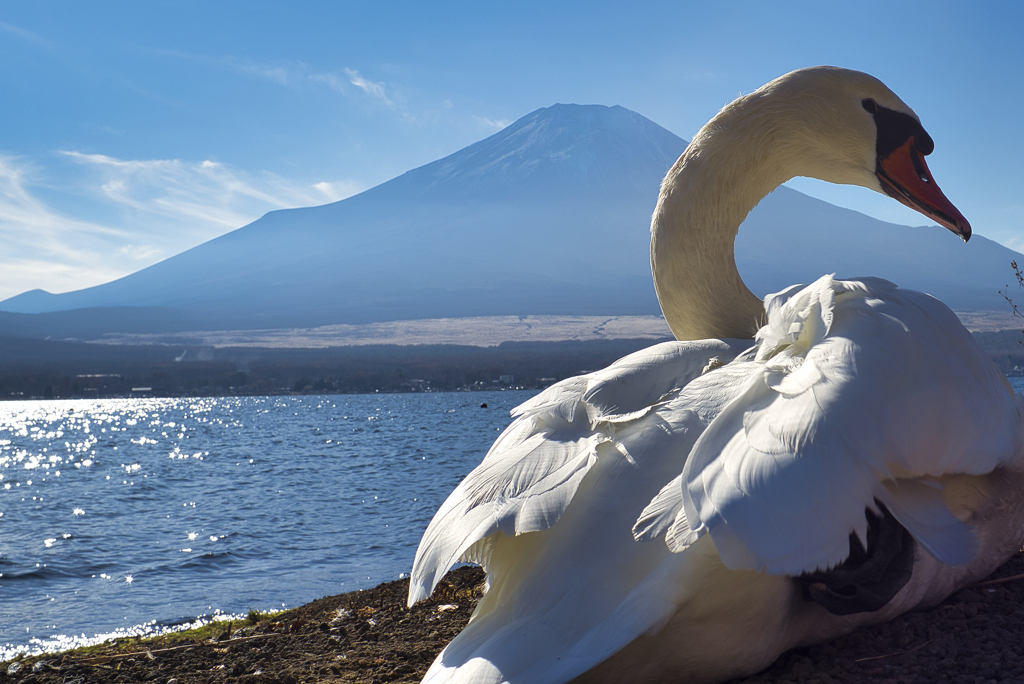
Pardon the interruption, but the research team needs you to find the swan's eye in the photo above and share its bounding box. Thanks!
[862,98,878,114]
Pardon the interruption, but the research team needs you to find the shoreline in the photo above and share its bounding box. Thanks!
[4,552,1024,683]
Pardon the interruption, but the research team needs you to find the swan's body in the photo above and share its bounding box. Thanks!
[408,67,1024,684]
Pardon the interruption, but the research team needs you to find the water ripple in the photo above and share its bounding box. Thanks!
[0,391,533,658]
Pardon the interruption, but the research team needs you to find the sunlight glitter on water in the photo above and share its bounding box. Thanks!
[0,392,535,659]
[0,612,242,662]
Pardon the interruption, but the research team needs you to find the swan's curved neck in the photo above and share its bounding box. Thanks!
[651,100,805,341]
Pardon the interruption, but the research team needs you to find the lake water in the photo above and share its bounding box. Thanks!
[5,377,1024,659]
[0,391,536,659]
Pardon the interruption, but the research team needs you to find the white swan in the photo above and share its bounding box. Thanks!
[407,67,1024,684]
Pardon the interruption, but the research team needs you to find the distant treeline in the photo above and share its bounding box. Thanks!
[1,331,1022,401]
[0,336,672,400]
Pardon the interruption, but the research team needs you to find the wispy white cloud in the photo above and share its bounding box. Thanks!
[0,156,129,249]
[0,153,365,299]
[343,68,392,104]
[218,56,395,106]
[0,21,48,47]
[475,116,512,130]
[62,152,306,230]
[0,259,129,300]
[0,156,138,298]
[312,180,364,202]
[215,56,293,86]
[307,72,348,92]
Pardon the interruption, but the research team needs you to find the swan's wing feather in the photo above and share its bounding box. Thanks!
[409,426,600,605]
[647,276,1023,575]
[876,478,978,566]
[631,360,759,548]
[422,544,697,684]
[409,338,752,606]
[580,339,747,414]
[678,360,877,573]
[420,403,731,684]
[632,474,686,544]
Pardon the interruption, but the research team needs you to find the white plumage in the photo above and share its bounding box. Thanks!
[407,67,1024,684]
[636,276,1020,574]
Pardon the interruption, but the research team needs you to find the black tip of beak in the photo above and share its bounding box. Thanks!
[957,220,972,243]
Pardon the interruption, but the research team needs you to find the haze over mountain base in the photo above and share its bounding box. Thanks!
[92,315,673,348]
[77,310,1022,349]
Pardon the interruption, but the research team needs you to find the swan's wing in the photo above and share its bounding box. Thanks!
[638,275,1023,575]
[408,338,752,606]
[419,370,756,684]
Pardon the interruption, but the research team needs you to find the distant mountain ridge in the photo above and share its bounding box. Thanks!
[1,103,1020,339]
[1,105,683,329]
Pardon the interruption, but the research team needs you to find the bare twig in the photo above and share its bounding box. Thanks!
[78,633,283,665]
[998,260,1024,341]
[974,571,1024,588]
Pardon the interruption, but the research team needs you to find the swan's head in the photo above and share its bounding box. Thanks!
[750,66,971,240]
[654,67,973,341]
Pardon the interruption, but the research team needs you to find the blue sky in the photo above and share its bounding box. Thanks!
[0,0,1020,300]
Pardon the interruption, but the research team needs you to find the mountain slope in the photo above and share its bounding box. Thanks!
[0,103,1019,337]
[1,105,681,328]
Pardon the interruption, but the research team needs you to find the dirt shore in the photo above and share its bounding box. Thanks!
[3,552,1023,684]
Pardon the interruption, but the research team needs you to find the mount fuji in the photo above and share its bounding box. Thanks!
[1,104,1019,338]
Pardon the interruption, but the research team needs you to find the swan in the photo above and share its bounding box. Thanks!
[407,66,1024,684]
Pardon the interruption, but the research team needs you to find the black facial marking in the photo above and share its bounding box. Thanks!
[871,104,934,161]
[867,99,968,238]
[869,103,959,225]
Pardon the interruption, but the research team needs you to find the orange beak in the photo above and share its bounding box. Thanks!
[876,138,971,242]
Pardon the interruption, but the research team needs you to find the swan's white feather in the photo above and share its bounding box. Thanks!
[876,478,979,564]
[411,279,1022,684]
[414,276,1021,683]
[408,338,752,606]
[417,382,745,684]
[640,276,1022,575]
